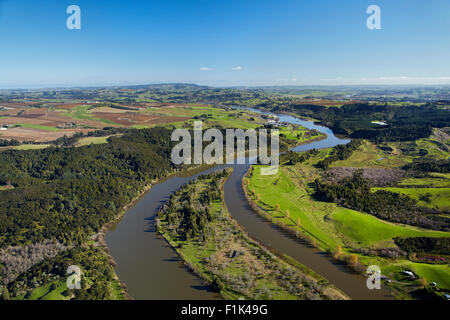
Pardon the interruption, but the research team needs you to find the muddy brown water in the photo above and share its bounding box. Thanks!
[105,108,394,300]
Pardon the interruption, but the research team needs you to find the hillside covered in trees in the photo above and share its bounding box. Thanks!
[269,102,449,143]
[0,127,178,299]
[0,127,175,248]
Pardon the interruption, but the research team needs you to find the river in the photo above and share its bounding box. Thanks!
[105,108,393,300]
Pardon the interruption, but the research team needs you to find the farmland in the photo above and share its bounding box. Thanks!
[0,102,324,154]
[1,84,449,301]
[246,165,448,250]
[0,103,271,143]
[244,130,450,296]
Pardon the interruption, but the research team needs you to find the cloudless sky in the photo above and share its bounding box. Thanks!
[0,0,449,88]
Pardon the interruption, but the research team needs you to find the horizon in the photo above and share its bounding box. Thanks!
[1,0,450,88]
[2,82,450,92]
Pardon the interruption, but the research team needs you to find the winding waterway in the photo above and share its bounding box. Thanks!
[105,108,393,300]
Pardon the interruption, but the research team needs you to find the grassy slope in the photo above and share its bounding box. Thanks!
[398,176,450,188]
[13,144,51,150]
[248,165,448,249]
[371,187,450,211]
[76,136,110,147]
[246,145,450,290]
[279,125,324,145]
[331,140,412,168]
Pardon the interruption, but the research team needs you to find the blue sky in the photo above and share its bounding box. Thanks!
[0,0,449,88]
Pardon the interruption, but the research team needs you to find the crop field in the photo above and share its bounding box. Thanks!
[143,104,268,130]
[0,103,272,142]
[0,127,91,142]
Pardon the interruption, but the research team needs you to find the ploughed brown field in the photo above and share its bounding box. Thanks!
[90,111,190,126]
[0,127,94,142]
[53,103,86,109]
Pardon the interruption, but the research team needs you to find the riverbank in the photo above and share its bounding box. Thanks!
[244,159,450,298]
[284,133,328,152]
[242,166,325,249]
[105,106,378,300]
[97,164,217,300]
[156,169,348,300]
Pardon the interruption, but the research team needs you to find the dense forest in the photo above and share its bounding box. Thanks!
[313,171,448,231]
[270,103,449,142]
[158,171,227,242]
[394,237,450,255]
[0,127,176,249]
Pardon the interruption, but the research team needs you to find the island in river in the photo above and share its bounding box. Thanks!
[156,169,348,300]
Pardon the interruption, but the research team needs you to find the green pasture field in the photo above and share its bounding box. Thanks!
[247,165,449,250]
[76,136,110,147]
[13,144,51,150]
[371,187,450,211]
[62,105,119,125]
[398,176,450,188]
[15,123,59,131]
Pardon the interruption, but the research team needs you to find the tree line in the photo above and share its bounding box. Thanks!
[403,159,450,174]
[394,237,450,255]
[280,149,319,165]
[316,139,363,169]
[313,170,448,231]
